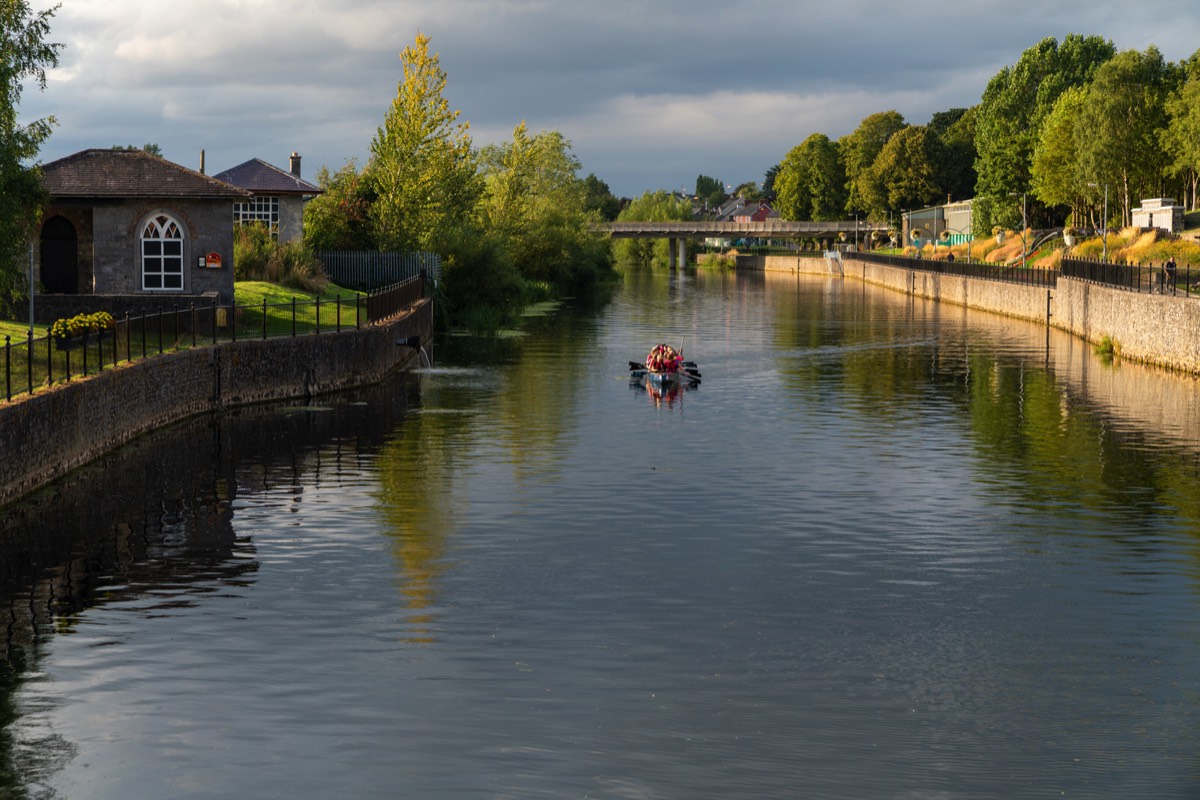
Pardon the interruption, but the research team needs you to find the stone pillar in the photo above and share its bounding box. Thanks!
[668,238,678,270]
[679,238,687,269]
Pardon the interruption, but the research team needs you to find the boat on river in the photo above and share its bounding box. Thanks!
[628,344,700,386]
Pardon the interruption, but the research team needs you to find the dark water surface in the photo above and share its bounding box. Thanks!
[4,270,1200,799]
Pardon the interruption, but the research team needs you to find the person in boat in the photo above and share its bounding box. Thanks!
[645,344,682,373]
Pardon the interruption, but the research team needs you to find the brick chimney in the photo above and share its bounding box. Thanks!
[289,152,301,178]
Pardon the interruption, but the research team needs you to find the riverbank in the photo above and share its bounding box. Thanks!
[0,299,432,508]
[749,253,1200,375]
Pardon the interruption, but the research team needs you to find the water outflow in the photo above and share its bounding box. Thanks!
[418,347,431,369]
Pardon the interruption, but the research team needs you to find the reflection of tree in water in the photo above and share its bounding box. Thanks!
[770,277,1200,541]
[375,317,601,642]
[0,375,419,796]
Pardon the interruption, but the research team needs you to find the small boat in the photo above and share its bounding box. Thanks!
[628,344,701,385]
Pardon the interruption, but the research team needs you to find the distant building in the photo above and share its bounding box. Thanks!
[1131,198,1184,234]
[732,203,776,223]
[903,199,974,246]
[213,153,322,243]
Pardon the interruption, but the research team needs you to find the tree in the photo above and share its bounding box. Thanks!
[369,33,480,254]
[761,164,779,202]
[775,133,846,221]
[838,110,905,217]
[695,173,727,209]
[1162,51,1200,209]
[478,122,614,295]
[614,191,692,268]
[1075,46,1173,227]
[974,34,1114,233]
[1031,86,1088,224]
[859,126,944,222]
[929,107,977,203]
[303,160,378,250]
[582,173,621,221]
[1,0,61,296]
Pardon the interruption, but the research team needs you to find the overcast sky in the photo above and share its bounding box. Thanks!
[18,0,1200,198]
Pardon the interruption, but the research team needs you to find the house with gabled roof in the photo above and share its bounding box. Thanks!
[212,152,322,243]
[35,148,249,320]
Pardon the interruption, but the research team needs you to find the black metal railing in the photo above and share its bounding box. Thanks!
[854,251,1058,288]
[2,273,426,404]
[1059,257,1194,297]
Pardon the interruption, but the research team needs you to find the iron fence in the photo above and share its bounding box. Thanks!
[854,251,1059,288]
[3,274,425,404]
[1059,257,1194,297]
[316,250,441,291]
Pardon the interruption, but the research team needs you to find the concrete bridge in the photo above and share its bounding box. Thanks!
[606,220,889,268]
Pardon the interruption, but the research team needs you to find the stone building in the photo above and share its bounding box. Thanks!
[36,148,249,321]
[212,152,322,243]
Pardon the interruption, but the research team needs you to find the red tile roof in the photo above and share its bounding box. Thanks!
[41,149,250,199]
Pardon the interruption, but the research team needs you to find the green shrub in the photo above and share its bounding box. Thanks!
[234,223,328,293]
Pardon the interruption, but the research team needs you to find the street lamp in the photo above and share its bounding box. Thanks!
[1087,182,1108,261]
[1009,192,1027,269]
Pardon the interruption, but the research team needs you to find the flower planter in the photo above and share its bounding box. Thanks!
[55,332,91,351]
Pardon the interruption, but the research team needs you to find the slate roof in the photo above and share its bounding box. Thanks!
[212,158,322,195]
[41,149,250,200]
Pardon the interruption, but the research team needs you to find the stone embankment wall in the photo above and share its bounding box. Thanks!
[750,253,1200,375]
[0,299,432,507]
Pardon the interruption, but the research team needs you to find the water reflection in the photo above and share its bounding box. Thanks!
[3,270,1200,797]
[0,379,420,793]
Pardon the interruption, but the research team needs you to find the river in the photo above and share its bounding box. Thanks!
[2,268,1200,799]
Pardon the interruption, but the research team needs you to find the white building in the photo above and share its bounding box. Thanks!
[1131,198,1184,234]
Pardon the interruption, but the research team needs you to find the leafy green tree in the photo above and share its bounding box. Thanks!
[614,190,692,268]
[974,34,1115,232]
[762,164,779,202]
[929,107,977,204]
[1031,86,1088,223]
[775,133,846,221]
[695,174,727,209]
[369,33,480,254]
[859,126,944,221]
[1,0,60,296]
[582,173,621,221]
[838,110,905,217]
[1075,46,1173,227]
[478,122,614,295]
[303,160,377,250]
[731,181,762,202]
[1162,51,1200,209]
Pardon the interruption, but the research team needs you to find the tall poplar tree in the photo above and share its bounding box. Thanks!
[1,0,61,296]
[370,33,480,254]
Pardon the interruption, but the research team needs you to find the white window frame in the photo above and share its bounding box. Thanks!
[233,195,280,232]
[141,213,185,291]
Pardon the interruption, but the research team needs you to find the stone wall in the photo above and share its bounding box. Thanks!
[753,251,1200,374]
[0,299,432,507]
[1053,278,1200,373]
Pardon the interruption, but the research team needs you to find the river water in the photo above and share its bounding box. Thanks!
[3,269,1200,799]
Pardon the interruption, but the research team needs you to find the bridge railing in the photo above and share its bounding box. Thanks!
[607,220,887,238]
